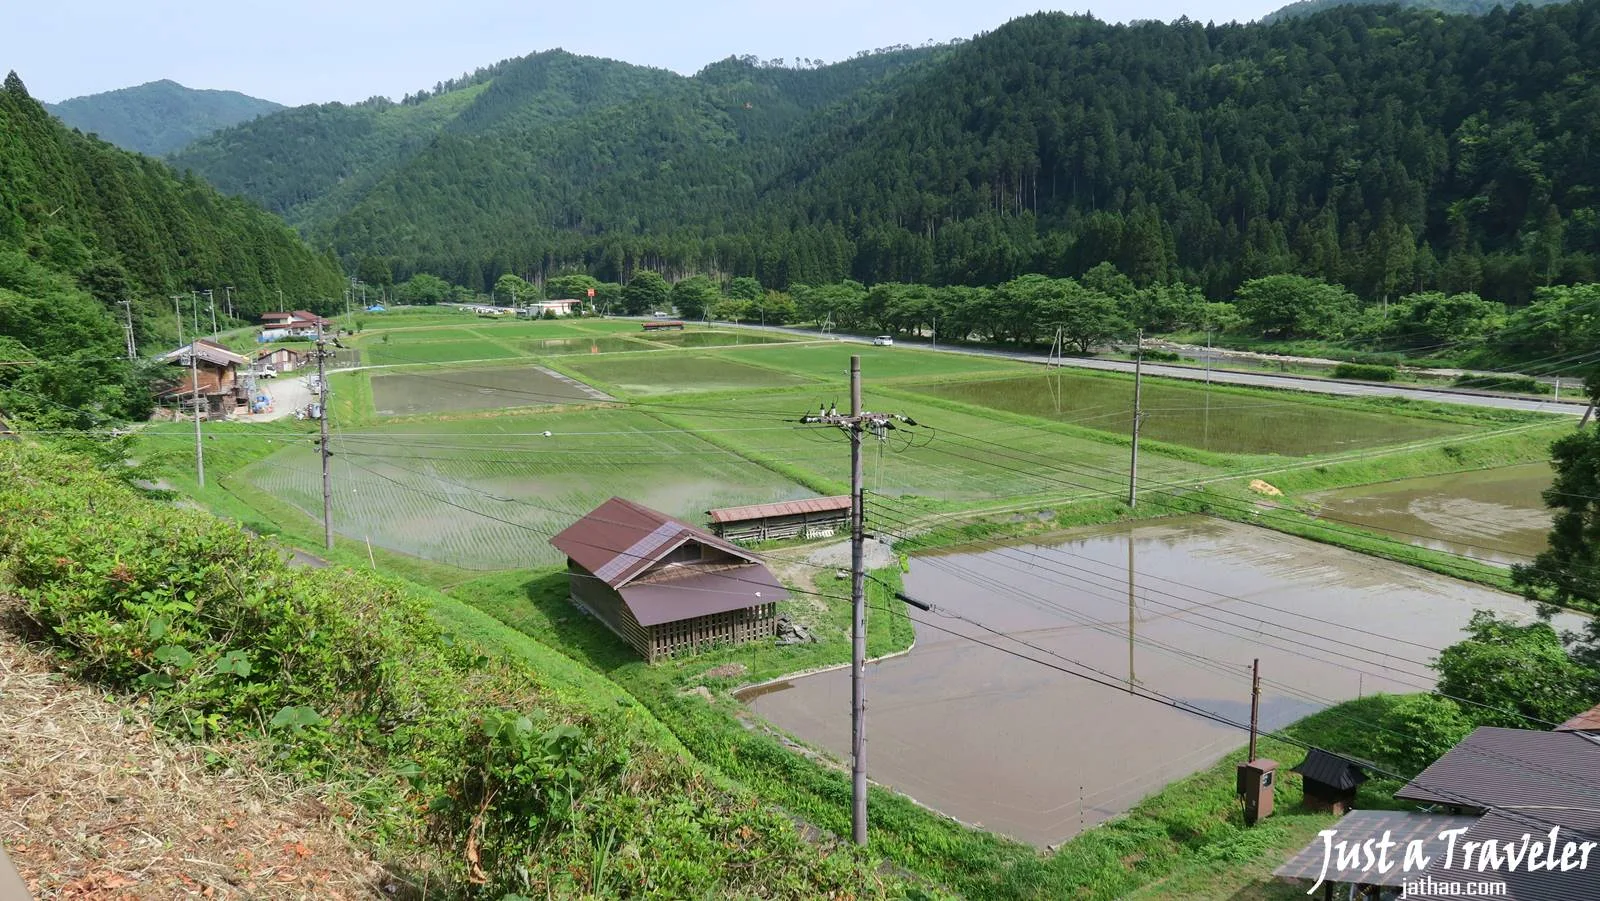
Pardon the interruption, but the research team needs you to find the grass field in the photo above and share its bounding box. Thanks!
[719,342,1036,381]
[239,409,818,569]
[561,353,817,395]
[632,330,791,348]
[908,372,1476,456]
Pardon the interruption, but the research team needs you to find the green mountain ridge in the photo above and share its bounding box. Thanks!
[0,71,344,426]
[45,79,282,157]
[1261,0,1569,24]
[175,2,1598,306]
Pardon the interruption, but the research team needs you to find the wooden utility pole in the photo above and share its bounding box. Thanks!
[205,289,217,339]
[118,299,136,360]
[317,321,333,551]
[175,295,204,489]
[1248,657,1261,762]
[849,355,867,846]
[798,359,920,848]
[1128,329,1144,508]
[1127,531,1136,689]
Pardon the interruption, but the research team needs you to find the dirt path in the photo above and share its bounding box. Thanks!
[0,623,393,899]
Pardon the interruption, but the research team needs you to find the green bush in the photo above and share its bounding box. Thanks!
[0,442,902,899]
[1140,349,1182,362]
[1331,362,1397,381]
[1452,374,1551,395]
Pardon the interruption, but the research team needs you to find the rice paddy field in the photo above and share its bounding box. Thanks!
[906,372,1475,456]
[241,409,818,569]
[220,316,1536,571]
[561,354,816,395]
[370,364,611,415]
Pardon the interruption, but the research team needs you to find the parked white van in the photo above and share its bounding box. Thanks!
[872,335,894,346]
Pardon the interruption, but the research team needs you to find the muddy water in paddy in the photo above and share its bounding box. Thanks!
[739,518,1578,848]
[1309,464,1553,565]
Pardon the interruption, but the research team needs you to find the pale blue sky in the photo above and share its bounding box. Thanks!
[11,0,1282,107]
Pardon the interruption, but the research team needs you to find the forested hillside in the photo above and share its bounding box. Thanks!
[1261,0,1568,25]
[45,80,282,156]
[169,51,686,229]
[179,2,1598,309]
[0,72,344,427]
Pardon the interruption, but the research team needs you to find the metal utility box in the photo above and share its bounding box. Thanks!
[1236,758,1278,826]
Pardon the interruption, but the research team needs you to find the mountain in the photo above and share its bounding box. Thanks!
[45,80,282,157]
[0,71,344,425]
[1261,0,1570,24]
[177,2,1598,307]
[169,51,684,230]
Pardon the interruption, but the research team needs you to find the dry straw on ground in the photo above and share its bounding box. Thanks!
[0,622,394,899]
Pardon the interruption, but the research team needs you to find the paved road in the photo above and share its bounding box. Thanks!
[710,321,1588,417]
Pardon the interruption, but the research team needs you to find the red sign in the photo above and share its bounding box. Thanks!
[586,288,596,298]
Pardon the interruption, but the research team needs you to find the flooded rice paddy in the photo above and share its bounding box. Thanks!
[563,354,815,395]
[371,365,610,415]
[909,374,1471,456]
[1309,464,1553,565]
[740,518,1579,847]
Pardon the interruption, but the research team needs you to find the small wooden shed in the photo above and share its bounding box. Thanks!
[706,496,852,542]
[550,498,784,662]
[1291,747,1370,814]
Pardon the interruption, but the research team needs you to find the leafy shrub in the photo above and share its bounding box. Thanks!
[1331,362,1397,381]
[0,443,900,898]
[1452,375,1551,395]
[1140,349,1182,362]
[1371,694,1474,776]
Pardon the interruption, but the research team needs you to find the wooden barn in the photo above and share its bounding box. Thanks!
[706,497,852,542]
[1290,747,1370,814]
[550,498,784,662]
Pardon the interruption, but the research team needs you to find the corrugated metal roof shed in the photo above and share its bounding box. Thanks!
[1557,702,1600,732]
[619,567,785,626]
[1291,747,1371,791]
[1274,810,1480,887]
[1404,810,1600,900]
[550,497,758,588]
[162,340,248,368]
[706,496,852,524]
[1395,726,1600,810]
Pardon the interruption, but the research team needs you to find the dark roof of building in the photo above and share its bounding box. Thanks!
[1291,747,1372,791]
[256,346,307,360]
[1274,810,1481,887]
[1395,726,1600,810]
[260,311,293,321]
[1556,702,1600,733]
[619,566,785,627]
[550,497,759,589]
[1404,810,1600,900]
[707,496,852,524]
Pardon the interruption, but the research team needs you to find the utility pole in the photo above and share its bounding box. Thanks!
[316,321,333,551]
[847,356,867,846]
[190,290,200,336]
[175,295,204,489]
[1203,329,1212,451]
[1247,658,1261,762]
[225,285,234,320]
[205,289,217,339]
[1127,531,1136,689]
[1128,329,1144,508]
[118,299,136,359]
[798,360,920,847]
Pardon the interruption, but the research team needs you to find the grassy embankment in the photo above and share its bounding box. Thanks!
[0,440,920,898]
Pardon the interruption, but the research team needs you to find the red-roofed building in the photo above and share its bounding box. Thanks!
[259,310,333,340]
[550,498,783,661]
[706,496,852,542]
[1556,701,1600,733]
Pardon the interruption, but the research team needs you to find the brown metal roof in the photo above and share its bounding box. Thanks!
[1290,747,1370,792]
[1395,726,1600,810]
[619,566,785,627]
[163,340,249,368]
[1556,702,1600,732]
[707,496,852,524]
[549,497,759,589]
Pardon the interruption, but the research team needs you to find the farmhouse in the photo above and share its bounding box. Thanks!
[256,346,307,373]
[706,496,852,542]
[520,299,581,317]
[1274,726,1600,899]
[158,339,250,416]
[550,497,783,662]
[259,310,331,340]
